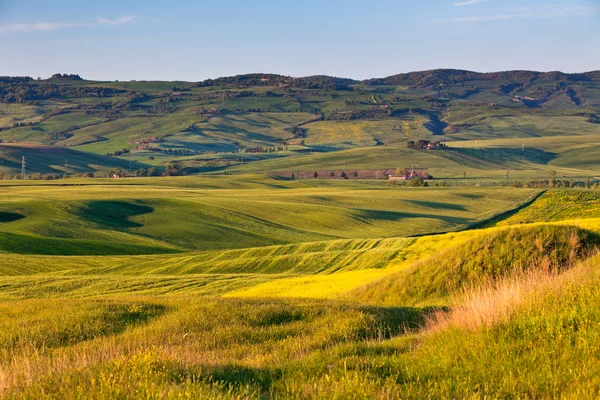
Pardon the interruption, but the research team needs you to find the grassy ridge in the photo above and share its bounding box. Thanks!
[349,224,598,306]
[496,190,600,224]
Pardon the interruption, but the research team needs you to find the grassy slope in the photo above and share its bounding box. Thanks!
[3,181,600,397]
[0,179,538,300]
[0,143,145,175]
[303,118,433,149]
[0,178,537,254]
[5,252,600,398]
[348,224,598,306]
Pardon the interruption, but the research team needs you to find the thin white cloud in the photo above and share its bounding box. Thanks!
[0,16,135,33]
[447,6,600,23]
[453,0,488,7]
[96,16,135,26]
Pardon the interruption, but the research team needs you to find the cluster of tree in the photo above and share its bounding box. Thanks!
[133,167,160,177]
[51,74,83,80]
[25,173,66,180]
[0,82,123,104]
[325,108,392,121]
[285,126,306,138]
[47,131,73,141]
[244,146,286,154]
[588,114,600,124]
[409,176,429,187]
[231,90,283,98]
[106,148,130,157]
[111,167,166,178]
[511,178,598,189]
[290,76,356,90]
[163,148,196,155]
[11,121,35,128]
[0,76,33,84]
[163,161,185,176]
[197,108,224,116]
[406,140,447,150]
[0,171,97,180]
[312,171,358,179]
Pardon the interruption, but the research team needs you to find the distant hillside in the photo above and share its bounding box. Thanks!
[196,73,358,89]
[364,69,600,87]
[0,68,599,180]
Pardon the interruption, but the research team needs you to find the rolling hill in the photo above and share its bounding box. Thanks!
[2,178,600,397]
[1,69,599,180]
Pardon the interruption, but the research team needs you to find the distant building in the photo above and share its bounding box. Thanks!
[406,140,444,150]
[389,169,433,181]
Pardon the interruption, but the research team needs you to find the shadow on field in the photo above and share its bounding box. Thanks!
[8,302,169,350]
[406,200,468,211]
[355,209,470,225]
[201,364,282,392]
[459,147,557,164]
[0,211,25,223]
[359,305,444,339]
[76,200,154,229]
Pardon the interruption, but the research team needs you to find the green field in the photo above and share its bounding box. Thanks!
[3,70,600,398]
[0,176,537,255]
[0,176,600,397]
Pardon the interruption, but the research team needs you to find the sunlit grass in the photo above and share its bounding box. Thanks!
[1,180,600,397]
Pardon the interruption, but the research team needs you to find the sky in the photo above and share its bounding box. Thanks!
[0,0,599,81]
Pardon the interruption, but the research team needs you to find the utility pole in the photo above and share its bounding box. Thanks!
[20,156,26,180]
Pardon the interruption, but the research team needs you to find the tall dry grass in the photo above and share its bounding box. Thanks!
[426,250,600,333]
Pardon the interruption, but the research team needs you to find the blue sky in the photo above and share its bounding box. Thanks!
[0,0,598,81]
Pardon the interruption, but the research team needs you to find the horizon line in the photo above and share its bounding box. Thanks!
[5,67,599,83]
